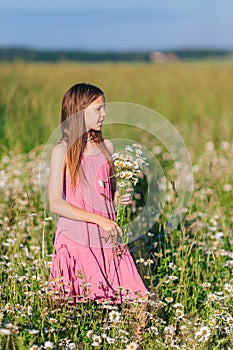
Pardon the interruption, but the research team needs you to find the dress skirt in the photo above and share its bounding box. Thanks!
[48,229,148,304]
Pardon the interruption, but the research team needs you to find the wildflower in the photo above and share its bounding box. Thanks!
[173,303,183,309]
[169,262,176,270]
[5,323,16,329]
[208,293,218,301]
[48,318,57,324]
[205,141,215,153]
[0,328,11,335]
[209,217,218,226]
[208,319,216,327]
[147,231,154,237]
[195,326,211,342]
[223,184,232,192]
[91,341,100,347]
[121,335,129,343]
[224,283,233,293]
[125,342,138,350]
[32,275,41,281]
[92,335,102,343]
[154,252,163,258]
[112,152,120,160]
[144,259,153,266]
[27,329,40,334]
[158,301,166,308]
[136,258,145,264]
[175,309,184,319]
[106,337,115,344]
[86,330,93,338]
[4,304,14,313]
[165,297,174,303]
[143,275,151,279]
[148,326,159,335]
[220,141,230,150]
[44,341,54,349]
[214,232,224,240]
[114,159,125,167]
[122,171,133,179]
[214,310,223,318]
[119,329,130,336]
[25,291,35,297]
[226,316,233,327]
[30,346,40,350]
[153,145,162,154]
[44,327,55,333]
[132,143,142,149]
[164,325,176,334]
[215,291,223,296]
[166,276,178,283]
[202,282,211,290]
[118,181,127,188]
[125,161,133,169]
[109,310,121,322]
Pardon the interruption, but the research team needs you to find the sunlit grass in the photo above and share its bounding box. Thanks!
[0,61,232,155]
[1,139,233,349]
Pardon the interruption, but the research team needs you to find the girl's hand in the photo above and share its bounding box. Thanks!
[114,188,134,207]
[95,215,123,240]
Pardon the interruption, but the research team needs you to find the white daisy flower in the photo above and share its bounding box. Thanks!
[165,297,174,303]
[125,146,134,152]
[224,283,233,293]
[44,341,54,349]
[195,326,211,342]
[175,309,184,319]
[125,342,139,349]
[109,310,121,322]
[106,337,115,344]
[144,259,154,266]
[86,330,93,338]
[0,328,11,335]
[92,334,102,343]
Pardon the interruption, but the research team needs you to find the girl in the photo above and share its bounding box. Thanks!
[48,83,148,306]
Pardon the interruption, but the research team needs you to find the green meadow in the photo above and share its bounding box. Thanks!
[1,61,233,155]
[0,61,233,349]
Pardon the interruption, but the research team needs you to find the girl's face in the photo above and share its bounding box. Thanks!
[84,95,106,132]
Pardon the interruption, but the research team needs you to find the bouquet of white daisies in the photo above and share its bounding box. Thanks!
[111,143,148,244]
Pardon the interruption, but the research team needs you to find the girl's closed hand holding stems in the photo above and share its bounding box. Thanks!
[48,83,148,342]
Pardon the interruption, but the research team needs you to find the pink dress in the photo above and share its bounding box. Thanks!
[48,147,148,304]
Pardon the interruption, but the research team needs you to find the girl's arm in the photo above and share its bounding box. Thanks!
[48,143,121,234]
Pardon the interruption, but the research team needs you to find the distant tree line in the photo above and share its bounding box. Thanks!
[0,47,232,62]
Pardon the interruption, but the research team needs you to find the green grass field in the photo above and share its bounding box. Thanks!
[0,62,233,349]
[0,61,233,155]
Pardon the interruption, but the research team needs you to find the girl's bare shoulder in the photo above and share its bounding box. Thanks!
[51,141,67,161]
[103,139,115,155]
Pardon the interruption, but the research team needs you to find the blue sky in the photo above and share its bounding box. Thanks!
[0,0,233,50]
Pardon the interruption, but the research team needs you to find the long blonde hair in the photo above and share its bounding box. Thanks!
[61,83,116,199]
